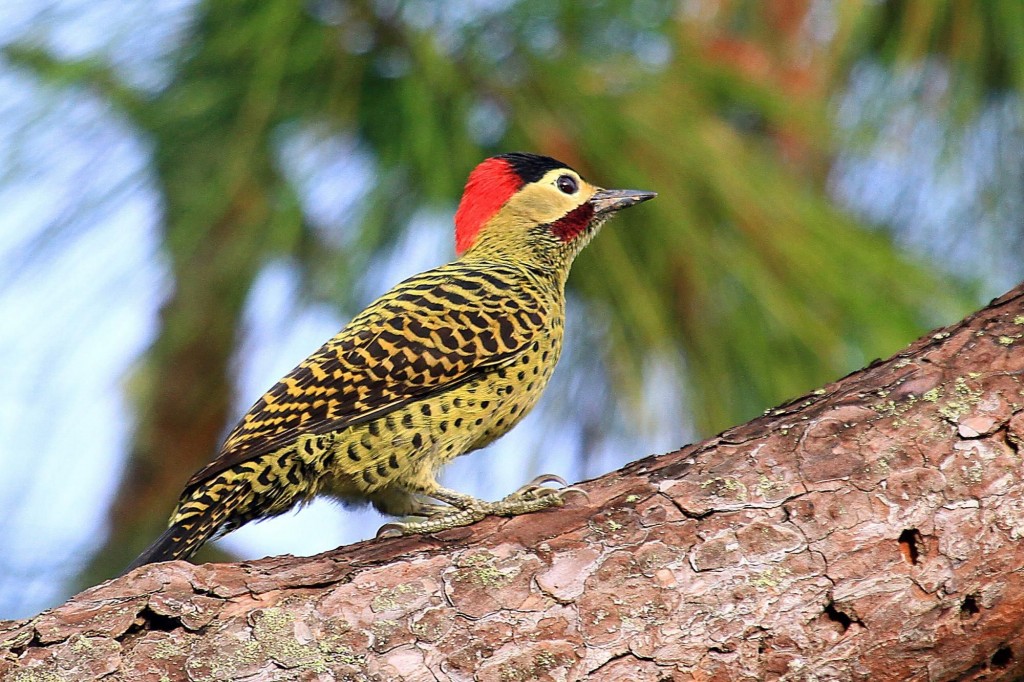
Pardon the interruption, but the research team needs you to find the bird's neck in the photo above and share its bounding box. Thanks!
[460,222,584,289]
[459,241,574,291]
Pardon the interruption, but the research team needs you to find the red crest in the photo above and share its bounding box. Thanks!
[454,157,523,255]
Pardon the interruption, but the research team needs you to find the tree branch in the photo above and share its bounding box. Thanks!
[5,284,1024,680]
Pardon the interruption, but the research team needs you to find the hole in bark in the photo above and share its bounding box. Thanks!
[138,607,181,633]
[823,601,853,633]
[960,594,980,618]
[991,645,1013,668]
[6,629,39,656]
[898,528,922,565]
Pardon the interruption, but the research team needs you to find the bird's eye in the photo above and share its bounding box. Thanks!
[556,174,578,194]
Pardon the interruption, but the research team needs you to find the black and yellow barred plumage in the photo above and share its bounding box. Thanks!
[124,153,654,572]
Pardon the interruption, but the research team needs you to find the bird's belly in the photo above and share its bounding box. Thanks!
[439,332,563,453]
[320,335,562,497]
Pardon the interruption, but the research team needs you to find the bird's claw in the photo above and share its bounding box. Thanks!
[505,485,559,502]
[503,474,587,505]
[557,486,589,502]
[376,523,407,538]
[523,473,568,488]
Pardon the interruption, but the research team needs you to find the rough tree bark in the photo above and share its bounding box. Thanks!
[5,284,1024,681]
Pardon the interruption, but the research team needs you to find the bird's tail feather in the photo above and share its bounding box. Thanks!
[121,487,245,576]
[120,522,204,576]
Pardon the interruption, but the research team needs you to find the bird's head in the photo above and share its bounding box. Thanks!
[454,152,655,263]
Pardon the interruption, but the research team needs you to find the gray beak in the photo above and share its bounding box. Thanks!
[589,188,657,215]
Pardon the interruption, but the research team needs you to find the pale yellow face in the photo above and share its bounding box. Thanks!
[502,168,599,225]
[457,153,654,267]
[463,164,611,266]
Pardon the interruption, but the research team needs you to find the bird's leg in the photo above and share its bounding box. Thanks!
[376,476,585,537]
[376,494,488,537]
[426,486,490,511]
[369,488,453,518]
[403,499,455,517]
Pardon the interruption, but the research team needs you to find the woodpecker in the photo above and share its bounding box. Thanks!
[124,152,655,572]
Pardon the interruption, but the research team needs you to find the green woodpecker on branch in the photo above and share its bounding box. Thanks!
[124,152,655,573]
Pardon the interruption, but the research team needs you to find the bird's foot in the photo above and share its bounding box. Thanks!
[491,473,587,515]
[376,503,489,537]
[498,473,588,506]
[375,475,585,538]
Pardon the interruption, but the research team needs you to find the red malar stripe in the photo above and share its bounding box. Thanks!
[549,202,595,242]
